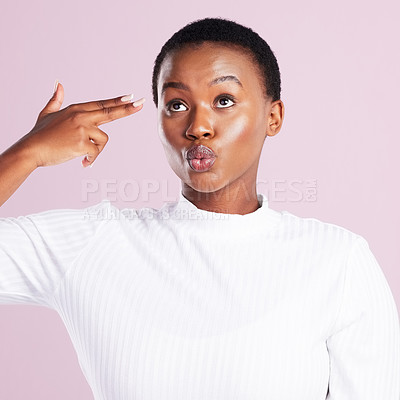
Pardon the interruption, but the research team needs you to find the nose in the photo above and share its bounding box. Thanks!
[185,106,214,140]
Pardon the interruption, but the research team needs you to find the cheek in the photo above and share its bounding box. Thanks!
[158,118,186,173]
[219,113,260,150]
[159,117,185,148]
[216,112,266,175]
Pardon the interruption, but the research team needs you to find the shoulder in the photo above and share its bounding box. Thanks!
[1,198,113,222]
[278,209,365,255]
[0,199,115,243]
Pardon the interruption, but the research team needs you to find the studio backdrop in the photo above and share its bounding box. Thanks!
[0,0,399,398]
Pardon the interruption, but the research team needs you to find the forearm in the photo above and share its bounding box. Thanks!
[0,140,38,207]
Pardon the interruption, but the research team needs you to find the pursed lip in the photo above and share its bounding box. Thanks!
[185,144,217,160]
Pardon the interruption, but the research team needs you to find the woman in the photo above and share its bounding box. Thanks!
[0,17,399,400]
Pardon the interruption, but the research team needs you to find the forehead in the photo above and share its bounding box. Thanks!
[158,42,262,92]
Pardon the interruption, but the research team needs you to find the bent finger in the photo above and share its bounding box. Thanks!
[88,128,109,156]
[81,142,101,168]
[87,127,109,148]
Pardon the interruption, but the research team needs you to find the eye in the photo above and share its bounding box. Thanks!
[215,95,235,108]
[167,101,188,112]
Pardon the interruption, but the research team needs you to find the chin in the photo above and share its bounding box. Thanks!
[183,175,231,196]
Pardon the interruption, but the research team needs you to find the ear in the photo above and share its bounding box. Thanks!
[266,100,284,137]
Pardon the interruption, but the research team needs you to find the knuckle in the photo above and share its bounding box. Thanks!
[73,128,87,149]
[69,111,80,122]
[99,132,109,144]
[125,103,133,112]
[102,107,113,116]
[76,134,87,147]
[77,125,86,136]
[96,100,107,109]
[70,111,83,123]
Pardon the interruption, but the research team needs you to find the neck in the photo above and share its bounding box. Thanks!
[181,183,260,215]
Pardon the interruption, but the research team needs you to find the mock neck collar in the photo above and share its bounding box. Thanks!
[171,191,282,232]
[178,191,263,216]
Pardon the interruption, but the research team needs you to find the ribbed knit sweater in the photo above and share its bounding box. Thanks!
[1,191,399,399]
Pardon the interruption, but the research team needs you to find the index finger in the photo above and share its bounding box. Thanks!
[86,97,146,126]
[76,93,136,112]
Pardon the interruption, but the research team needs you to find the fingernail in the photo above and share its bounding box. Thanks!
[121,93,134,102]
[53,79,59,95]
[132,97,146,107]
[81,155,89,168]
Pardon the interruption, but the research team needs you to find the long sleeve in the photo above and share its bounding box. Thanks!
[326,236,400,399]
[0,200,110,308]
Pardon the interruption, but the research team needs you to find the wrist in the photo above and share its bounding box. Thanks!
[4,138,40,171]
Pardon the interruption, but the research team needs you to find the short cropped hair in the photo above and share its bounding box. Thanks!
[151,17,281,106]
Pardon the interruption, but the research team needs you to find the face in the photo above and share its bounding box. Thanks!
[157,42,284,200]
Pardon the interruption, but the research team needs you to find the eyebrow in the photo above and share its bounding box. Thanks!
[161,75,243,95]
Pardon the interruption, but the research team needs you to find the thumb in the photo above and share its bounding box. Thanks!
[38,80,64,120]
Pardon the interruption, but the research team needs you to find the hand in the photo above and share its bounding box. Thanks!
[19,82,145,168]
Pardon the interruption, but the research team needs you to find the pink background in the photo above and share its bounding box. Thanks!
[0,0,399,398]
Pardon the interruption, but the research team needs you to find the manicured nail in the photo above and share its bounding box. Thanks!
[53,79,59,95]
[132,97,146,107]
[121,93,134,102]
[81,155,89,168]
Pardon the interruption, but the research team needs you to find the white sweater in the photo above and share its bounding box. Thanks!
[0,192,399,400]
